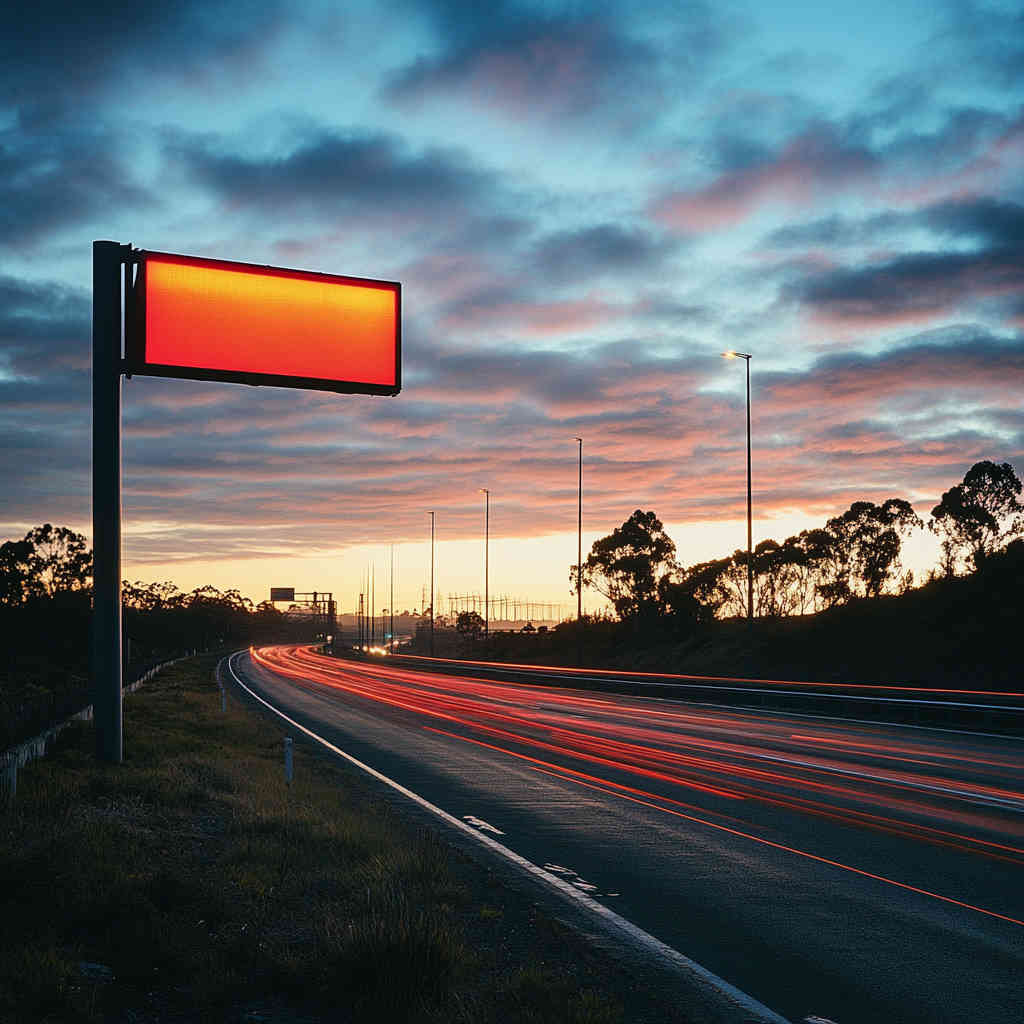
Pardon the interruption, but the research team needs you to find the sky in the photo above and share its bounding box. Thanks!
[1,0,1022,617]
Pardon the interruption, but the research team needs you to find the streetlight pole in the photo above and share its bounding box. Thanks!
[428,511,435,655]
[479,489,489,635]
[575,438,583,622]
[722,351,753,621]
[574,437,583,664]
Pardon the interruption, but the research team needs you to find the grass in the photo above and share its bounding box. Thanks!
[0,654,660,1023]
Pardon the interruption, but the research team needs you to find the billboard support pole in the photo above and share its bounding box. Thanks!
[92,240,127,763]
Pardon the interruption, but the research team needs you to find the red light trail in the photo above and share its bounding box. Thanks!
[250,645,1024,925]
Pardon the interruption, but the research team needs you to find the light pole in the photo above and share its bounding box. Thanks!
[573,436,581,618]
[722,351,753,621]
[479,488,489,635]
[427,511,435,655]
[574,437,583,663]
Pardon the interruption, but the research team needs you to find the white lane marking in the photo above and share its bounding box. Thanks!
[544,863,575,875]
[463,815,505,835]
[226,651,792,1024]
[543,862,600,893]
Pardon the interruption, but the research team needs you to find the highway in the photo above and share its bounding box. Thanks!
[228,646,1024,1024]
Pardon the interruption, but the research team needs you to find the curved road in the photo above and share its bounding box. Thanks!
[229,646,1024,1024]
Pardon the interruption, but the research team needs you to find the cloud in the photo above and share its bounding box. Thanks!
[528,223,681,283]
[1,1,291,120]
[653,102,1023,237]
[938,1,1024,90]
[0,124,155,249]
[782,196,1024,328]
[789,249,1023,328]
[383,2,726,129]
[652,123,878,231]
[924,197,1024,246]
[169,127,501,231]
[386,15,652,117]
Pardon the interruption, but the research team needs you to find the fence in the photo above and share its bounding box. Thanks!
[1,652,196,803]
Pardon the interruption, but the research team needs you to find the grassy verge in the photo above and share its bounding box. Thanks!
[0,655,686,1023]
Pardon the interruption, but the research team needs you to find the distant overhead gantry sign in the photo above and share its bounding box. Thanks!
[91,241,402,763]
[270,587,296,603]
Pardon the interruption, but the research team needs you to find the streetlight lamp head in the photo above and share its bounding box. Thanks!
[722,351,735,359]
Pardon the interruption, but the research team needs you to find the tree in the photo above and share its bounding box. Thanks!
[456,610,484,641]
[574,510,677,621]
[658,576,714,635]
[22,524,92,598]
[752,538,807,618]
[775,529,835,615]
[0,539,33,606]
[680,554,745,619]
[819,499,922,602]
[929,461,1023,574]
[851,499,922,598]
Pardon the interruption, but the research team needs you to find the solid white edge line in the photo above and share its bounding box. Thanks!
[225,651,792,1024]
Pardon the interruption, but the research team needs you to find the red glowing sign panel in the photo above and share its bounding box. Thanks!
[127,252,400,395]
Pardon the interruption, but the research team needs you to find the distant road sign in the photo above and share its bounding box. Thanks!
[270,587,296,602]
[127,251,400,395]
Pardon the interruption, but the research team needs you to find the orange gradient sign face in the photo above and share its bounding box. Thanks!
[128,252,400,395]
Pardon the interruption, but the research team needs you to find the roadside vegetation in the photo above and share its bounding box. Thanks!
[0,529,308,748]
[414,460,1024,688]
[0,655,668,1023]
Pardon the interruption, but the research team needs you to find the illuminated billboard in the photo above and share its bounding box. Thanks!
[126,251,400,395]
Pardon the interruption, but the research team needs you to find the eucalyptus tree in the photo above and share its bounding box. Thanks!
[930,461,1023,574]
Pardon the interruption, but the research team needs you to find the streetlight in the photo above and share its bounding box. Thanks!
[479,488,489,635]
[427,511,435,655]
[722,351,753,621]
[575,437,583,666]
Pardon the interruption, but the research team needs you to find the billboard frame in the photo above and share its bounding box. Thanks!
[92,241,400,763]
[125,249,402,397]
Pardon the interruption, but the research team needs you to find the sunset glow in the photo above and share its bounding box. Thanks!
[1,0,1020,606]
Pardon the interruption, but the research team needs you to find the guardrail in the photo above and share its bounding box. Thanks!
[1,653,197,803]
[383,653,1024,735]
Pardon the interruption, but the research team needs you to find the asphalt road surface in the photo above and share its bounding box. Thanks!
[229,646,1024,1024]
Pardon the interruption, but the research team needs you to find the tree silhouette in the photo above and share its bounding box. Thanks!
[575,510,677,621]
[681,553,745,618]
[456,610,485,641]
[0,539,33,606]
[23,524,92,597]
[819,499,921,602]
[929,461,1023,574]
